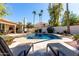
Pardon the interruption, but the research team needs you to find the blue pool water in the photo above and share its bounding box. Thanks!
[26,33,61,40]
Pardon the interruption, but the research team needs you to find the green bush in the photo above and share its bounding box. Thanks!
[63,30,67,34]
[73,34,79,40]
[0,32,3,35]
[3,36,14,45]
[35,30,38,33]
[38,29,42,33]
[47,27,54,33]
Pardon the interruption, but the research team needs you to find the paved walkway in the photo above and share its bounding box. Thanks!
[28,48,54,56]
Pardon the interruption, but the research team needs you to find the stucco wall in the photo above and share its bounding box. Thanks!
[54,26,67,33]
[70,25,79,34]
[53,25,79,34]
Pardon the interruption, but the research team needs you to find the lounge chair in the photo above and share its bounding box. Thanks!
[46,43,79,56]
[0,37,33,56]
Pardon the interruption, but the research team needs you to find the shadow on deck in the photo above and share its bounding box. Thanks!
[28,48,55,56]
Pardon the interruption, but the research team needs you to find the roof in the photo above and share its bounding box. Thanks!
[0,18,17,26]
[35,22,48,28]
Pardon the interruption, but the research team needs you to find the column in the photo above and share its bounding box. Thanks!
[1,23,3,30]
[22,25,24,33]
[14,25,16,33]
[4,24,6,33]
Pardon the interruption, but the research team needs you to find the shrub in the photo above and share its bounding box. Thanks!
[0,32,3,35]
[57,32,60,34]
[35,30,38,33]
[3,36,14,45]
[35,29,42,33]
[63,30,67,34]
[47,27,54,33]
[73,34,79,40]
[38,29,42,33]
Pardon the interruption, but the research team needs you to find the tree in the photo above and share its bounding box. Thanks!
[49,19,54,26]
[48,3,63,26]
[39,10,43,22]
[40,10,43,22]
[23,17,26,31]
[0,3,8,17]
[32,11,36,25]
[17,22,23,28]
[66,3,70,34]
[17,22,23,33]
[62,12,78,26]
[39,13,42,22]
[76,16,79,25]
[26,22,34,28]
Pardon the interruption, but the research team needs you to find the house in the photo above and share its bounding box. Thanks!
[35,22,49,33]
[0,18,17,34]
[35,22,48,29]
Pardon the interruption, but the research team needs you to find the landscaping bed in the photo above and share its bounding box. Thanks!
[0,35,14,45]
[66,34,79,49]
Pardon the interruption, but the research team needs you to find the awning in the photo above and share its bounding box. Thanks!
[0,19,17,26]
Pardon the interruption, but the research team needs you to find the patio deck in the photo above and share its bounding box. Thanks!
[27,42,78,56]
[8,36,78,56]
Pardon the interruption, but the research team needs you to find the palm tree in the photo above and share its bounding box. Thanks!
[38,10,43,23]
[32,11,36,25]
[39,13,42,22]
[48,3,63,26]
[40,10,43,22]
[66,3,70,34]
[62,11,78,26]
[22,17,26,32]
[49,19,53,26]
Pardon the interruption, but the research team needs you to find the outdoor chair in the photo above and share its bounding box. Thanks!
[46,43,79,56]
[0,37,33,56]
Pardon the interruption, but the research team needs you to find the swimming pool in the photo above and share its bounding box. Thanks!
[26,33,61,40]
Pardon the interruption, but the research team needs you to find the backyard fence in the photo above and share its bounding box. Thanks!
[53,25,79,34]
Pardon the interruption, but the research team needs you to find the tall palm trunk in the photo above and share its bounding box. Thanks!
[39,10,43,23]
[40,15,42,22]
[32,11,36,25]
[23,17,25,32]
[39,13,42,23]
[66,3,70,34]
[33,14,35,25]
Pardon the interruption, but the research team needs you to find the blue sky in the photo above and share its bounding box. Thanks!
[4,3,79,24]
